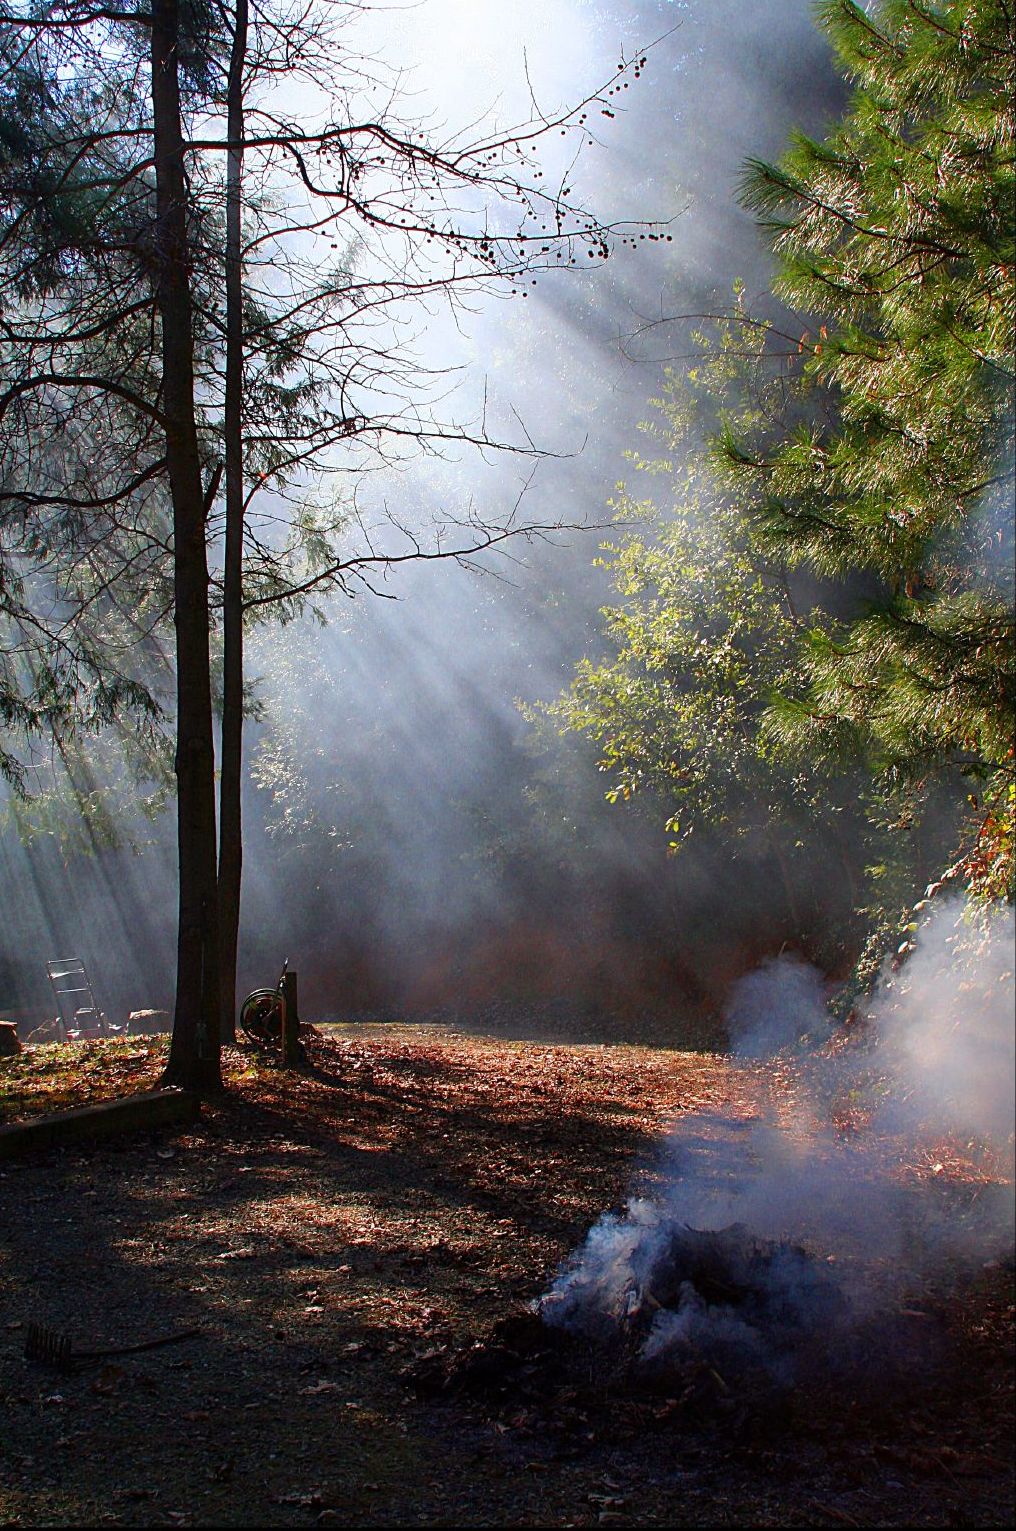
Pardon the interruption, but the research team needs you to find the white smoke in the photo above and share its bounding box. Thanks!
[871,899,1016,1150]
[642,1283,763,1363]
[723,951,831,1057]
[541,896,1015,1373]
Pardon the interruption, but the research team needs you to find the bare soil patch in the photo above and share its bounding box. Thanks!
[0,1026,1012,1527]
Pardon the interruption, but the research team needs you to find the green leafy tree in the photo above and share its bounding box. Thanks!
[729,0,1015,902]
[542,311,879,952]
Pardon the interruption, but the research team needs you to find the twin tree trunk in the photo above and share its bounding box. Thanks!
[152,0,249,1078]
[152,0,222,1091]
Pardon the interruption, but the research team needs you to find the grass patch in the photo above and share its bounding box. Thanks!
[0,1036,168,1125]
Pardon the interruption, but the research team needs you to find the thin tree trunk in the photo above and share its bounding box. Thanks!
[218,0,249,1044]
[770,833,802,933]
[152,0,222,1091]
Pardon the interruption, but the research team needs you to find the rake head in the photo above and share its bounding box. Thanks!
[24,1322,76,1371]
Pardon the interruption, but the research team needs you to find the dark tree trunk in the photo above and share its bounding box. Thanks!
[218,0,249,1045]
[152,0,222,1091]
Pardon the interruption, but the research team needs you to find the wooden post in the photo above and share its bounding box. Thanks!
[280,969,301,1067]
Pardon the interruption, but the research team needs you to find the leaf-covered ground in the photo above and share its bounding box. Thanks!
[0,1038,168,1125]
[0,1026,1012,1527]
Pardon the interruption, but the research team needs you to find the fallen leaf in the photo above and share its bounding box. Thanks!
[92,1364,127,1396]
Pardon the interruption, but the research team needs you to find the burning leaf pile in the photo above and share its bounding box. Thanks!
[539,1215,846,1384]
[407,1208,857,1436]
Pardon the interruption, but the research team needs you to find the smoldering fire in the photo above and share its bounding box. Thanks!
[538,899,1015,1385]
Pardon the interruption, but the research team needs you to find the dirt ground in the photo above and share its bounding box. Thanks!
[0,1025,1013,1528]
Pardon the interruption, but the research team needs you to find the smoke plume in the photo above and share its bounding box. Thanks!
[541,897,1015,1377]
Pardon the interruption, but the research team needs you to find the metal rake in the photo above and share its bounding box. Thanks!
[24,1321,202,1371]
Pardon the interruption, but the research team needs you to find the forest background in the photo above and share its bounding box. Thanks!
[1,0,1012,1077]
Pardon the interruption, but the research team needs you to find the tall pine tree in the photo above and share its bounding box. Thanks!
[729,0,1015,900]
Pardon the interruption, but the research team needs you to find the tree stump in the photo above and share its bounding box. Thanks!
[0,1021,22,1057]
